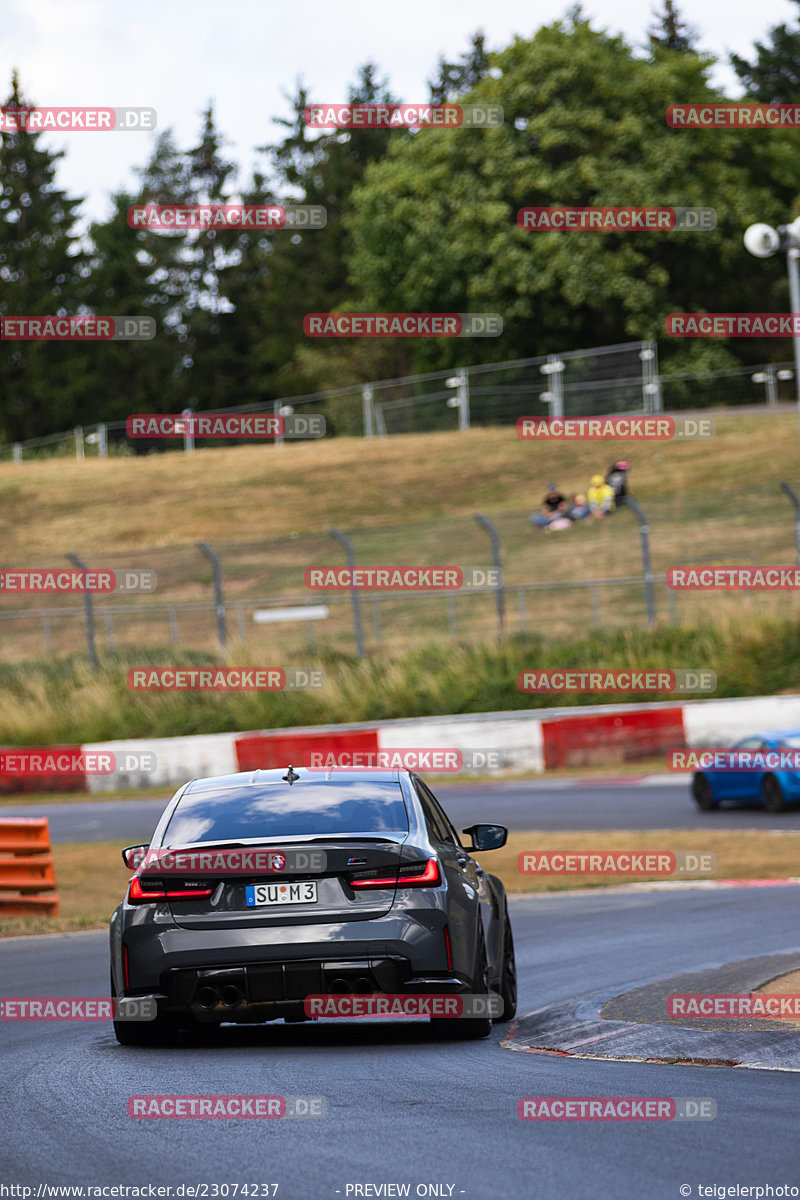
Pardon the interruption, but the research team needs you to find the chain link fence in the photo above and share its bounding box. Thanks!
[3,485,800,665]
[4,343,800,464]
[1,341,658,461]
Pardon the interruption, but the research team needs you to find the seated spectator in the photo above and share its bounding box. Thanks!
[567,492,589,520]
[605,460,629,507]
[587,474,616,519]
[531,483,569,529]
[546,516,573,532]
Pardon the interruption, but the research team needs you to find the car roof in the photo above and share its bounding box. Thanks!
[182,766,411,794]
[744,729,800,741]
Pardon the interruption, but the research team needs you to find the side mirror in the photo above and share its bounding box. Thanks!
[122,844,148,870]
[462,823,508,851]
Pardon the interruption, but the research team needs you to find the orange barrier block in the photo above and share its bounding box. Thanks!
[0,818,59,917]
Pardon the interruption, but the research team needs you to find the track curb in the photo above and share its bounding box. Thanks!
[502,950,800,1071]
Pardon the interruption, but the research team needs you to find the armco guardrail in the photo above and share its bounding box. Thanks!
[0,818,59,916]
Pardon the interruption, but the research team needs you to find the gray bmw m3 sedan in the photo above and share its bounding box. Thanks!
[110,766,516,1045]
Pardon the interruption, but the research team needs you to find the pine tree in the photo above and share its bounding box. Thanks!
[181,104,241,410]
[731,1,800,101]
[0,71,86,440]
[648,1,698,53]
[428,33,490,104]
[242,66,404,398]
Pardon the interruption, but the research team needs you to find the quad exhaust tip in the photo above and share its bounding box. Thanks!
[196,984,243,1009]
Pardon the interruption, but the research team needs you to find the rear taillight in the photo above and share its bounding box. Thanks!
[128,876,214,904]
[349,857,441,890]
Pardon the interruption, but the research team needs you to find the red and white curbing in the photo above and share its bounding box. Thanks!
[2,692,800,793]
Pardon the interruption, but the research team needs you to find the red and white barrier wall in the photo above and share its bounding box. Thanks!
[4,693,800,793]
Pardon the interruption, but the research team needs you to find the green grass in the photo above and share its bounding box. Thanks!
[0,619,799,745]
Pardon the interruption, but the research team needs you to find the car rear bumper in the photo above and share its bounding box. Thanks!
[120,910,462,1019]
[123,959,471,1025]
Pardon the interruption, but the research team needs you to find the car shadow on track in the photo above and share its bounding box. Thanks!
[98,1019,511,1052]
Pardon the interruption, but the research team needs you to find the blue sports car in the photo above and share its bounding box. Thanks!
[691,730,800,813]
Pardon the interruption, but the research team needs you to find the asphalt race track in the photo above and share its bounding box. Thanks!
[2,888,799,1197]
[3,779,799,844]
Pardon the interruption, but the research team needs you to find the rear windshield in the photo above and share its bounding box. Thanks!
[162,781,409,845]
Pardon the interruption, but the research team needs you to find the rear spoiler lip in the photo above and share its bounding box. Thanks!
[154,834,409,851]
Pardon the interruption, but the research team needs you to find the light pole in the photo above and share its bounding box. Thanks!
[743,218,800,430]
[445,370,470,431]
[539,357,564,417]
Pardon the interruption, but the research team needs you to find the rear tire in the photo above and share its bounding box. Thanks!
[111,970,181,1046]
[761,773,787,814]
[497,902,517,1022]
[432,933,492,1040]
[692,773,716,811]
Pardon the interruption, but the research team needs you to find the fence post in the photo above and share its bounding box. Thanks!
[98,423,108,458]
[640,343,661,412]
[474,514,505,641]
[362,386,375,439]
[182,408,195,454]
[196,542,226,649]
[12,444,21,464]
[66,552,97,670]
[780,481,800,563]
[459,368,471,431]
[540,357,565,417]
[74,426,84,462]
[329,528,365,658]
[446,369,470,430]
[622,496,656,628]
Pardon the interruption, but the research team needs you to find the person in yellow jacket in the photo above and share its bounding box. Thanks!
[587,474,615,519]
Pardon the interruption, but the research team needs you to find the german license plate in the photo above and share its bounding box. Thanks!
[246,881,318,907]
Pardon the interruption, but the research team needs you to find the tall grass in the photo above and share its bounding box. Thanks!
[1,618,799,744]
